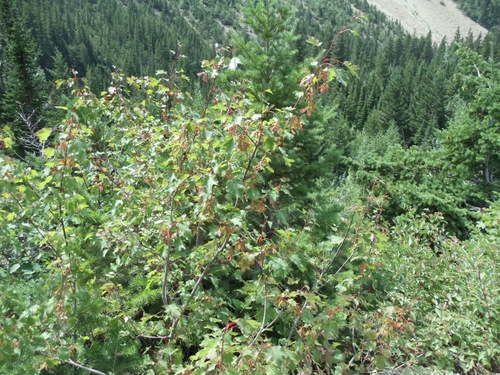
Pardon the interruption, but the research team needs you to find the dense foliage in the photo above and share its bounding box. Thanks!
[452,0,500,30]
[1,0,499,374]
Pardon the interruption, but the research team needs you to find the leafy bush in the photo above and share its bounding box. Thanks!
[0,22,364,372]
[1,15,498,375]
[337,207,500,373]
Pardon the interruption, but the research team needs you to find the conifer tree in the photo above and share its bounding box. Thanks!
[0,0,48,156]
[220,0,343,230]
[223,0,301,111]
[442,48,500,186]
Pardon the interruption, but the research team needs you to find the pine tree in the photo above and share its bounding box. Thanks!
[223,0,301,111]
[442,48,500,186]
[219,0,343,232]
[0,0,48,156]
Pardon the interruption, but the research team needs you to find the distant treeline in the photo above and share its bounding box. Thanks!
[3,0,406,90]
[453,0,500,30]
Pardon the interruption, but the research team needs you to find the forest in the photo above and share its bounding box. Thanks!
[453,0,500,30]
[0,0,499,374]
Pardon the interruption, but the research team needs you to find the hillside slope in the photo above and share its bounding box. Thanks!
[365,0,489,42]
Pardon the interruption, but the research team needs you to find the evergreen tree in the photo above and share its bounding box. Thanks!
[442,47,500,187]
[0,0,48,156]
[47,48,70,82]
[223,0,301,111]
[220,0,344,232]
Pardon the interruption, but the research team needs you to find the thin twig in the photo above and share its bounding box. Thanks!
[167,235,231,340]
[234,308,284,367]
[162,182,183,306]
[249,252,268,347]
[319,212,356,288]
[332,245,358,279]
[161,239,173,306]
[35,351,107,375]
[201,48,234,119]
[9,192,61,258]
[287,301,310,341]
[252,309,284,346]
[137,334,169,340]
[293,14,364,110]
[288,213,358,341]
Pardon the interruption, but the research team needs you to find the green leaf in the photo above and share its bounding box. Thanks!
[307,36,322,47]
[345,61,360,76]
[327,68,337,82]
[165,304,181,318]
[375,355,388,369]
[303,292,321,308]
[150,77,160,87]
[223,137,235,152]
[177,222,193,240]
[265,345,288,363]
[212,102,227,111]
[37,175,53,190]
[336,70,348,86]
[227,179,244,199]
[9,263,21,273]
[42,147,55,158]
[205,175,217,192]
[276,210,287,225]
[283,157,294,167]
[332,351,345,363]
[247,188,261,201]
[243,319,261,329]
[328,235,343,245]
[2,137,14,148]
[263,136,275,151]
[35,128,52,142]
[58,347,70,362]
[290,254,306,272]
[68,139,88,160]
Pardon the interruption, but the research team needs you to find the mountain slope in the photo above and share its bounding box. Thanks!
[365,0,489,42]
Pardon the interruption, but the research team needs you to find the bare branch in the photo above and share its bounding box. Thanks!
[16,105,47,155]
[35,351,107,375]
[167,235,231,341]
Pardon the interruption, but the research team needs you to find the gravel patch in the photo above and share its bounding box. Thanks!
[364,0,489,43]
